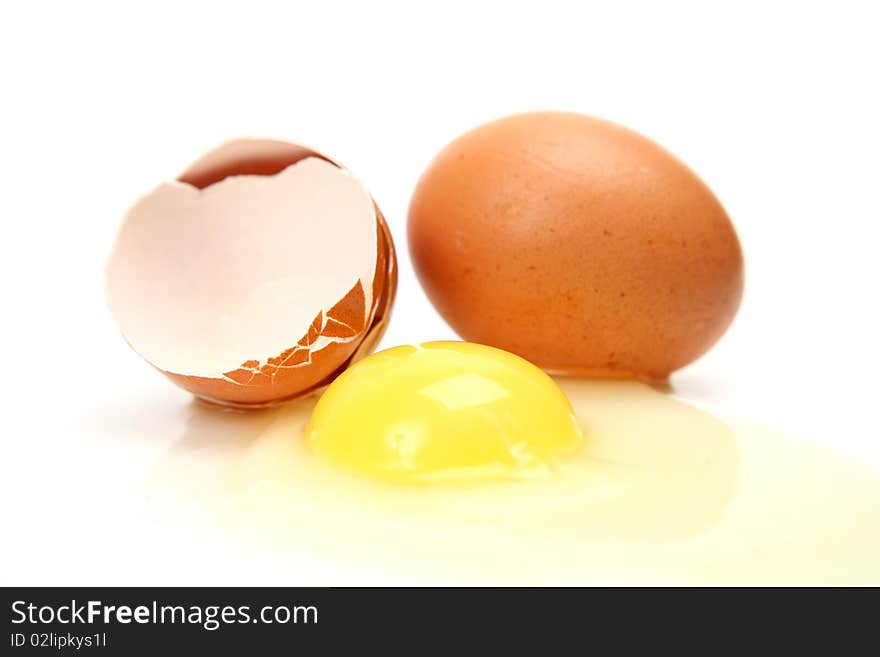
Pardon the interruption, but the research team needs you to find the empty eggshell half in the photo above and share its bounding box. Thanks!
[107,139,396,407]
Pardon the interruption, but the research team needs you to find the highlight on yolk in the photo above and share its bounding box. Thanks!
[306,341,584,482]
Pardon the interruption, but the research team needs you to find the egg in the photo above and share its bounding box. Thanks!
[106,139,396,407]
[408,112,744,380]
[307,341,583,482]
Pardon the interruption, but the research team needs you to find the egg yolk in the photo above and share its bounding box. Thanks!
[306,341,584,482]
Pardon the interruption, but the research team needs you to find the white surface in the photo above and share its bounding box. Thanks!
[1,0,879,585]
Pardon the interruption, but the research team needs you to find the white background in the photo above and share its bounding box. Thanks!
[1,1,878,584]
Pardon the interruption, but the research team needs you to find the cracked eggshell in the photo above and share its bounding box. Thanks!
[408,112,743,381]
[106,139,396,408]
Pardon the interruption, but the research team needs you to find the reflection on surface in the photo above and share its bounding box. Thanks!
[419,373,511,409]
[148,399,285,501]
[148,379,880,585]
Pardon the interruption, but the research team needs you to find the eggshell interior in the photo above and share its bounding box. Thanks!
[107,156,378,384]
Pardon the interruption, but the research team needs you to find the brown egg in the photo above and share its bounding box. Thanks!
[107,139,396,408]
[408,112,743,381]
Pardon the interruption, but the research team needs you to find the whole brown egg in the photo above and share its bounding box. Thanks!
[408,112,743,381]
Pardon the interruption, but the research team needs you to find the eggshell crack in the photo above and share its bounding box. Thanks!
[107,142,396,407]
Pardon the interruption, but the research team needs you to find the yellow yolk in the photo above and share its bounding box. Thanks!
[306,342,584,482]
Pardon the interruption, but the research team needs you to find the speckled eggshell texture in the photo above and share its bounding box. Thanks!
[407,112,743,380]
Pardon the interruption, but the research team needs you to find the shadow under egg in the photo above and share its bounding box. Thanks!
[145,396,312,503]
